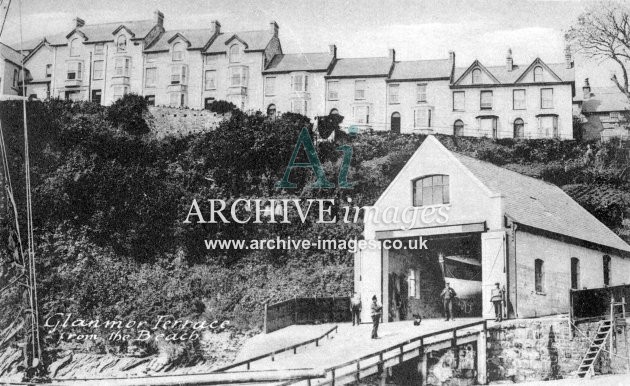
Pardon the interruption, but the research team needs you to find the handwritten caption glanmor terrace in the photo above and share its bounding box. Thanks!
[44,313,230,342]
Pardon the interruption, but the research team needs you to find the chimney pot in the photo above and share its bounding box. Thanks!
[269,21,279,37]
[583,78,591,100]
[565,45,573,69]
[212,20,221,35]
[153,10,164,27]
[329,44,337,58]
[506,48,513,72]
[74,17,85,28]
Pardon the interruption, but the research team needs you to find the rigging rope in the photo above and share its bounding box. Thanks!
[18,0,42,363]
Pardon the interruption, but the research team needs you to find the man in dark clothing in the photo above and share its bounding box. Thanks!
[370,295,382,339]
[350,291,362,326]
[440,282,457,321]
[491,282,503,322]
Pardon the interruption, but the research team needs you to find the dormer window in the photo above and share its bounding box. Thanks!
[533,66,543,82]
[229,44,241,63]
[117,35,127,52]
[413,175,450,206]
[172,42,184,61]
[471,68,481,84]
[70,38,80,57]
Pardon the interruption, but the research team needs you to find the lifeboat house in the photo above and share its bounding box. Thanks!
[355,136,630,322]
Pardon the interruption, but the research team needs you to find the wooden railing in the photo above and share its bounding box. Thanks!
[570,284,630,322]
[264,296,351,333]
[213,325,339,373]
[279,320,487,386]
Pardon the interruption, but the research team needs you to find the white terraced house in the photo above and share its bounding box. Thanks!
[18,11,576,139]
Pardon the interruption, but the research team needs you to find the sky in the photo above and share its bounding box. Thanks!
[0,0,621,89]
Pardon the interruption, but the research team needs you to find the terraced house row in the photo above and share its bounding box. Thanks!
[16,10,576,139]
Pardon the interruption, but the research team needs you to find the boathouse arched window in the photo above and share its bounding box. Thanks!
[603,255,611,286]
[535,259,545,293]
[413,175,449,206]
[571,257,580,290]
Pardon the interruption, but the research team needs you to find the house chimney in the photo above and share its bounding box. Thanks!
[583,78,591,100]
[448,50,456,76]
[212,20,221,35]
[389,48,396,62]
[506,48,513,72]
[154,10,164,27]
[269,21,279,37]
[329,44,337,59]
[565,45,573,69]
[73,17,85,28]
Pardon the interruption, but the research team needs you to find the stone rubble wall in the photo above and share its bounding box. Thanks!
[147,107,228,138]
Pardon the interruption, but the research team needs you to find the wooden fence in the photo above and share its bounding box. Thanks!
[264,297,351,333]
[570,284,630,322]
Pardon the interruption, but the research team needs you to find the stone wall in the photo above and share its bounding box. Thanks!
[147,106,227,138]
[487,317,630,383]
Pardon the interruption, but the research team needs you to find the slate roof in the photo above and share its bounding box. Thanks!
[144,29,215,52]
[327,57,392,78]
[263,52,333,73]
[453,62,574,84]
[451,150,630,253]
[205,30,275,53]
[582,87,630,113]
[20,19,156,48]
[0,42,26,66]
[389,59,451,81]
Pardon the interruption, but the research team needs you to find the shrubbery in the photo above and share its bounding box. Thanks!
[206,100,237,114]
[106,93,150,135]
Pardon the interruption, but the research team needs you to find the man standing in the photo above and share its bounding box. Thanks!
[491,282,503,322]
[440,282,457,321]
[370,295,382,339]
[350,291,362,326]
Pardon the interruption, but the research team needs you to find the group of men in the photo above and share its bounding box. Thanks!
[350,281,504,337]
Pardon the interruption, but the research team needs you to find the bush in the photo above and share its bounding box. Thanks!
[106,93,150,135]
[207,100,237,114]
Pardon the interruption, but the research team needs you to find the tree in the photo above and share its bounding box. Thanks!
[567,1,630,100]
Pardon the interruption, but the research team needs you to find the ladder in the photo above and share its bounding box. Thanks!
[576,297,626,378]
[576,319,612,378]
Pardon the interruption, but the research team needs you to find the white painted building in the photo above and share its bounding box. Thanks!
[355,136,630,322]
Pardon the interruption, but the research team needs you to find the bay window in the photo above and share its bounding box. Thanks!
[353,105,369,124]
[229,66,248,87]
[414,107,432,128]
[171,65,188,85]
[66,61,82,80]
[291,74,308,92]
[539,115,558,137]
[113,86,128,100]
[291,99,308,116]
[114,57,130,77]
